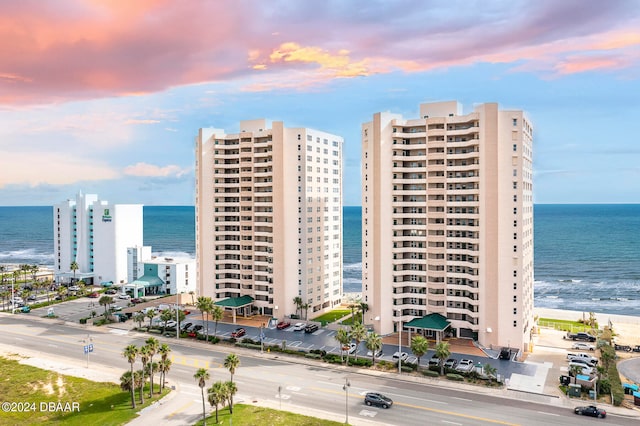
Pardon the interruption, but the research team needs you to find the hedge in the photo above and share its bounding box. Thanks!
[446,373,465,381]
[600,344,624,405]
[422,370,440,377]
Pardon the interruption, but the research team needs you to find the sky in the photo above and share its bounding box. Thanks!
[1,0,639,206]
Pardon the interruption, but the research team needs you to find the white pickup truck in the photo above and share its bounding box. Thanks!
[566,352,598,366]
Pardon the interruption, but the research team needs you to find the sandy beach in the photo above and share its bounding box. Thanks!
[535,307,640,347]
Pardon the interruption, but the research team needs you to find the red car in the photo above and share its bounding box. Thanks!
[276,321,291,330]
[88,292,99,298]
[231,328,246,338]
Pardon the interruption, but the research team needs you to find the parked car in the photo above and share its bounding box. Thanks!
[181,322,193,331]
[342,343,357,354]
[564,332,596,342]
[68,285,80,292]
[193,324,204,332]
[456,359,475,372]
[574,405,606,418]
[499,347,512,360]
[392,351,408,362]
[428,355,440,367]
[276,321,291,330]
[117,293,131,300]
[364,392,393,409]
[568,362,594,376]
[291,322,306,331]
[231,328,246,338]
[131,298,143,304]
[304,323,319,333]
[633,345,640,353]
[21,306,31,313]
[614,343,633,352]
[105,289,118,295]
[444,358,458,369]
[27,295,37,301]
[572,342,595,351]
[366,348,383,358]
[165,320,177,328]
[87,292,99,298]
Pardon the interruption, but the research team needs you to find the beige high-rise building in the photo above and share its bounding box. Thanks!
[196,119,343,320]
[362,101,534,352]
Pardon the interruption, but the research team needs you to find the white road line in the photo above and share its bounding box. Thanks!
[451,397,472,402]
[442,421,462,425]
[537,411,560,416]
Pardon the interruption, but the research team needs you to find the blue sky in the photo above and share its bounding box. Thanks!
[1,0,639,206]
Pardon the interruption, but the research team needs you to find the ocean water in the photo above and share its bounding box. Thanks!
[1,204,638,316]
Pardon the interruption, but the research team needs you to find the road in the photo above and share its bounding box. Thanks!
[1,315,638,425]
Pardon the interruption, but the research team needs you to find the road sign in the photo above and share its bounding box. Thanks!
[83,344,94,354]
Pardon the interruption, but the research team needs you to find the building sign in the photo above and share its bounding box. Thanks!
[102,208,112,222]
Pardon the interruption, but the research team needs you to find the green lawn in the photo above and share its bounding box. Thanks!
[195,404,344,426]
[0,356,168,425]
[311,309,351,326]
[537,317,593,332]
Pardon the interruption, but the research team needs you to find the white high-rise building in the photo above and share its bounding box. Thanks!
[196,119,343,319]
[53,192,143,286]
[361,101,534,352]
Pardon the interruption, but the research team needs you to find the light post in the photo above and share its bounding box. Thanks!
[175,290,180,340]
[260,323,265,353]
[396,309,402,374]
[343,377,350,424]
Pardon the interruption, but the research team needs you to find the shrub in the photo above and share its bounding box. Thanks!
[79,318,87,324]
[402,361,418,371]
[446,373,465,381]
[237,343,261,350]
[310,349,327,357]
[349,358,373,368]
[305,353,322,359]
[208,336,220,344]
[400,365,414,373]
[242,337,257,345]
[422,370,440,377]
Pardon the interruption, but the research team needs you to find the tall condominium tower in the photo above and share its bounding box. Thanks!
[196,119,343,319]
[362,101,534,352]
[53,192,143,285]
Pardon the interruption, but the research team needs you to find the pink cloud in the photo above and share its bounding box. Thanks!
[123,162,188,178]
[0,1,639,104]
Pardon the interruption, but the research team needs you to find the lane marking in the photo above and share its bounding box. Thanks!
[537,411,560,416]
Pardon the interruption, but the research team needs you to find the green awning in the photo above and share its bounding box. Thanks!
[404,313,450,331]
[131,274,165,287]
[215,295,254,308]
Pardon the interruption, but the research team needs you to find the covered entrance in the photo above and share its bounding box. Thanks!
[214,295,254,324]
[404,313,451,343]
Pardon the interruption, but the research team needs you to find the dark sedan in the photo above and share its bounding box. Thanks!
[574,405,606,418]
[364,392,393,409]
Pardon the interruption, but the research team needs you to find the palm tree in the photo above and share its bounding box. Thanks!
[196,296,213,340]
[212,305,224,337]
[410,335,429,367]
[224,380,238,414]
[69,261,79,285]
[134,312,146,328]
[138,346,150,404]
[189,290,196,305]
[123,345,138,408]
[20,289,31,306]
[160,309,174,333]
[158,358,172,392]
[29,265,39,288]
[224,353,240,383]
[145,337,159,397]
[483,363,497,383]
[145,309,156,329]
[99,295,113,318]
[194,368,210,426]
[335,328,351,363]
[120,371,136,401]
[292,296,303,319]
[364,332,383,365]
[302,302,310,320]
[0,265,6,289]
[358,300,369,324]
[20,264,30,288]
[435,341,451,375]
[569,364,584,384]
[208,381,227,423]
[350,322,367,360]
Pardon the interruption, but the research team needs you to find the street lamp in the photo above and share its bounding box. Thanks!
[396,309,402,374]
[343,377,350,424]
[260,323,265,353]
[175,291,180,340]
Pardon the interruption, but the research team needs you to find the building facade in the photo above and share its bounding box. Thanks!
[196,119,343,319]
[125,250,196,297]
[361,101,534,352]
[53,192,143,285]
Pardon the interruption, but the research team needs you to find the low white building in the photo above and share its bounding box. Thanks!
[124,248,195,298]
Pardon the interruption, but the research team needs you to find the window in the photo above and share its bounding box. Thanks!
[513,321,517,327]
[512,118,517,126]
